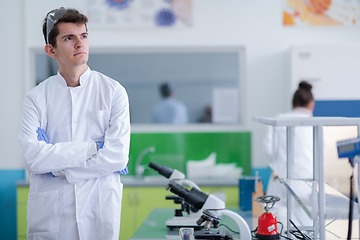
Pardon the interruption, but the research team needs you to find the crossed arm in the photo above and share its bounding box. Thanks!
[36,127,129,177]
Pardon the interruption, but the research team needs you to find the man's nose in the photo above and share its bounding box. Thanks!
[75,37,84,48]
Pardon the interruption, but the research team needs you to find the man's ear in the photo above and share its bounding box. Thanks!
[44,44,57,59]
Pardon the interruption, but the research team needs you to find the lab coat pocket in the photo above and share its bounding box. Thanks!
[27,191,59,234]
[99,181,123,223]
[87,110,111,140]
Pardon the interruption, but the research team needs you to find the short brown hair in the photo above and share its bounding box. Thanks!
[42,8,88,48]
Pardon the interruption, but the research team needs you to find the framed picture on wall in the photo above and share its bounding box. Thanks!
[283,0,360,26]
[85,0,192,29]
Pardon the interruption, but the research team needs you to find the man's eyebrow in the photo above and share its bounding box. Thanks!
[61,34,74,39]
[61,32,88,39]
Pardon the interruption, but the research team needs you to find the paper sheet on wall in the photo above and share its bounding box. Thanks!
[212,88,239,123]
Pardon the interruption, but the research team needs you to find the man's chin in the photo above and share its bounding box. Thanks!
[75,60,88,67]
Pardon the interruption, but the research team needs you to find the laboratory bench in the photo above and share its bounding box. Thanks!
[16,177,240,240]
[130,207,359,240]
[16,176,358,239]
[129,208,254,240]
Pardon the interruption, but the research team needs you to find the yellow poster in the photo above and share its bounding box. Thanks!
[283,0,360,26]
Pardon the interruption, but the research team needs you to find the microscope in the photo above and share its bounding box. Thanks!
[148,162,203,230]
[166,181,252,240]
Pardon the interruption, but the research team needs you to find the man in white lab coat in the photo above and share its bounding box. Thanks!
[19,8,130,240]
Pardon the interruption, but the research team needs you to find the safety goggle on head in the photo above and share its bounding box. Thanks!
[46,7,67,44]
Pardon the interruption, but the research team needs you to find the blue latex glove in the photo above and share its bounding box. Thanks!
[36,128,54,177]
[36,127,49,144]
[95,141,104,150]
[118,166,129,175]
[95,140,128,175]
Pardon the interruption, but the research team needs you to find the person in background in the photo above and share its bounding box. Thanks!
[263,81,315,224]
[18,7,130,240]
[199,105,212,123]
[152,82,189,124]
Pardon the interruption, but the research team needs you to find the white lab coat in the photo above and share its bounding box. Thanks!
[19,68,130,240]
[152,97,188,124]
[263,107,313,226]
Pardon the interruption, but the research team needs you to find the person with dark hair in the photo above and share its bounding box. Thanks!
[292,81,314,110]
[19,7,130,239]
[152,82,188,124]
[263,81,315,224]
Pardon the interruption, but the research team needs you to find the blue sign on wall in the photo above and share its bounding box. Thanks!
[314,100,360,118]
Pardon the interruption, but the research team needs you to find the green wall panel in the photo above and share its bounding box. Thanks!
[128,132,251,176]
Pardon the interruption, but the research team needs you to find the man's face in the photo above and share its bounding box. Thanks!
[53,22,89,69]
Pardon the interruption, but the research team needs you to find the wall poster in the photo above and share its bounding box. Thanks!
[283,0,360,26]
[85,0,192,29]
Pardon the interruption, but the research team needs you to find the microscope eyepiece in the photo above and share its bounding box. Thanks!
[168,182,208,210]
[148,162,173,178]
[148,162,161,171]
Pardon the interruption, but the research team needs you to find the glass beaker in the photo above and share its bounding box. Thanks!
[179,227,194,240]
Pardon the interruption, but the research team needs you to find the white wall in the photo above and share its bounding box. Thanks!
[2,0,360,170]
[0,1,24,169]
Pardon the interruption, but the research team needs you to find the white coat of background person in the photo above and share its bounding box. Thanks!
[18,8,130,240]
[152,82,189,124]
[263,81,315,225]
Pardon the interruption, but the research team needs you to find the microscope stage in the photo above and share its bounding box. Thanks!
[194,229,233,240]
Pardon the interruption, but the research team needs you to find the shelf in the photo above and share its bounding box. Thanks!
[281,179,359,220]
[253,117,360,127]
[254,116,360,240]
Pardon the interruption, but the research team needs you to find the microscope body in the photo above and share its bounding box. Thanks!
[167,182,252,240]
[149,162,252,240]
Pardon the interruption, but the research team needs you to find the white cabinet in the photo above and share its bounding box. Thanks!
[254,117,360,240]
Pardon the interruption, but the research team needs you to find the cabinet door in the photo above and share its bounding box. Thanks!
[17,187,29,240]
[134,187,178,230]
[120,186,178,239]
[119,187,136,240]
